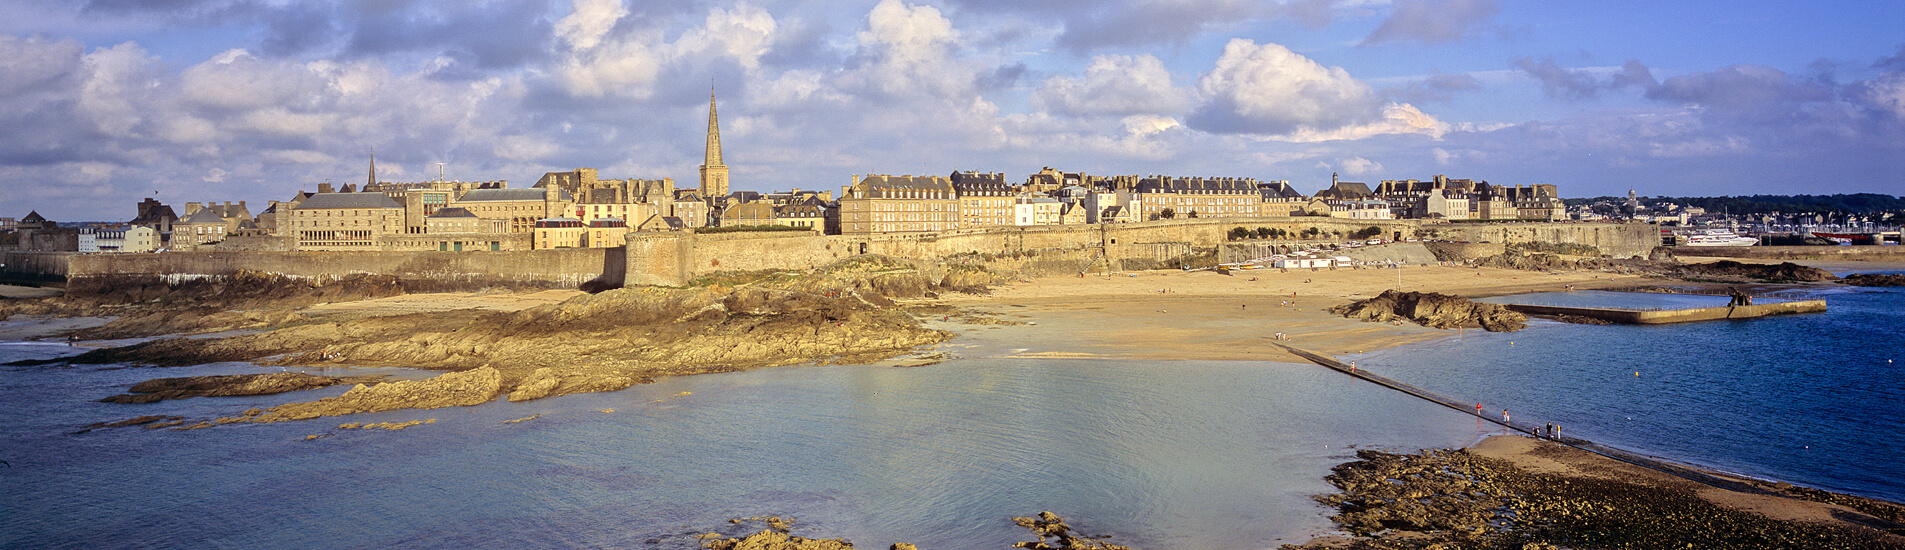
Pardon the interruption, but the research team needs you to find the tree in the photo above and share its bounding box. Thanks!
[1159,208,1176,219]
[1229,227,1252,240]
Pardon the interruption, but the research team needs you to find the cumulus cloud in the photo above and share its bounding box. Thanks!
[555,0,627,51]
[1188,39,1386,135]
[1035,55,1192,117]
[1361,0,1500,46]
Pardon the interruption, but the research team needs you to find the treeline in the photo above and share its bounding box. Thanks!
[1565,193,1905,214]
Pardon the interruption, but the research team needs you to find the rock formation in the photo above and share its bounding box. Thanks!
[1331,290,1528,332]
[1844,273,1905,287]
[250,367,502,423]
[97,372,379,403]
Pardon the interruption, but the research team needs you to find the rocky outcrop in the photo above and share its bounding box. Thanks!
[1844,273,1905,287]
[1010,511,1131,550]
[698,530,855,550]
[1670,260,1836,282]
[1331,290,1528,332]
[506,367,635,402]
[98,372,378,403]
[1287,445,1903,550]
[250,367,502,423]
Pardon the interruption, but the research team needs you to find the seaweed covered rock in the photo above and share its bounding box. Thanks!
[1844,273,1905,287]
[1671,260,1835,282]
[1332,290,1527,332]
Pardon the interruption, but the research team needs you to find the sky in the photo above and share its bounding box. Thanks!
[1,0,1901,222]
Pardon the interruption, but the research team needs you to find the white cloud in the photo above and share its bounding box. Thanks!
[1035,54,1193,117]
[1335,156,1382,175]
[554,0,628,51]
[557,39,662,98]
[76,42,159,138]
[675,5,779,71]
[1190,39,1387,135]
[1275,103,1451,142]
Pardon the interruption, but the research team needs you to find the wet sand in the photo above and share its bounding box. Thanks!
[940,264,1665,362]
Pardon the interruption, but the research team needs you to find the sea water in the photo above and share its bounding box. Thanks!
[1348,276,1905,503]
[1,342,1495,549]
[6,277,1899,549]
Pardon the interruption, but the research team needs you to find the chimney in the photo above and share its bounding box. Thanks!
[319,183,335,194]
[238,201,247,210]
[185,202,202,215]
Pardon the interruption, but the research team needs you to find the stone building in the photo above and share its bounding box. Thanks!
[532,217,587,249]
[451,187,572,233]
[721,201,776,225]
[286,193,406,250]
[951,170,1014,228]
[92,226,159,253]
[171,208,231,251]
[838,175,960,235]
[776,200,829,232]
[129,198,178,245]
[1132,175,1264,220]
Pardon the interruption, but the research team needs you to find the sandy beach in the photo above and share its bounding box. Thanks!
[940,263,1667,362]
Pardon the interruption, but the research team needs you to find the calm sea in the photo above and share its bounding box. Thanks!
[2,274,1898,549]
[1349,274,1905,503]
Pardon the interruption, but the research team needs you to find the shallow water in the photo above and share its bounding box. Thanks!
[1349,279,1905,502]
[1,344,1494,549]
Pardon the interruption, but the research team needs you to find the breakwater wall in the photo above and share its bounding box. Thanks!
[1505,300,1828,324]
[1671,245,1905,261]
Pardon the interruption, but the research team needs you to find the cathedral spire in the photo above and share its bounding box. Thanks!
[704,89,723,167]
[699,89,730,200]
[367,148,378,189]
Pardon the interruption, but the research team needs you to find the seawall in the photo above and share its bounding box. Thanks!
[5,220,1658,288]
[624,219,1659,286]
[3,249,617,289]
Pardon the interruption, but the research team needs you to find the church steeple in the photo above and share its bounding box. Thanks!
[367,149,378,189]
[699,89,730,200]
[704,89,723,167]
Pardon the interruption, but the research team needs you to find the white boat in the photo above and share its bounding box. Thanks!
[1681,230,1758,247]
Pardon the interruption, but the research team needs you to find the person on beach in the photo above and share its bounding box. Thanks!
[1503,409,1510,423]
[1475,403,1483,416]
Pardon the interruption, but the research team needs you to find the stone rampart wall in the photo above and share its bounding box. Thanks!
[60,249,613,288]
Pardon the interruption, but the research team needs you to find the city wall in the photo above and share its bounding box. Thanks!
[5,219,1659,289]
[10,249,615,288]
[624,219,1659,286]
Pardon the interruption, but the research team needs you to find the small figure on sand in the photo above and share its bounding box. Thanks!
[1502,409,1511,423]
[1727,286,1752,306]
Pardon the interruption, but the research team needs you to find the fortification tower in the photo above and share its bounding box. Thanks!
[698,89,729,200]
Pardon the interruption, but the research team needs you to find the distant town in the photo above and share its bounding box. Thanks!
[4,94,1901,254]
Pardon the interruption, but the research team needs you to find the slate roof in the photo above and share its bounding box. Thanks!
[457,188,570,202]
[179,208,228,224]
[294,193,404,210]
[428,207,477,218]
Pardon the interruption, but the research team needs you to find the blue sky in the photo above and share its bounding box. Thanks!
[1,0,1900,221]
